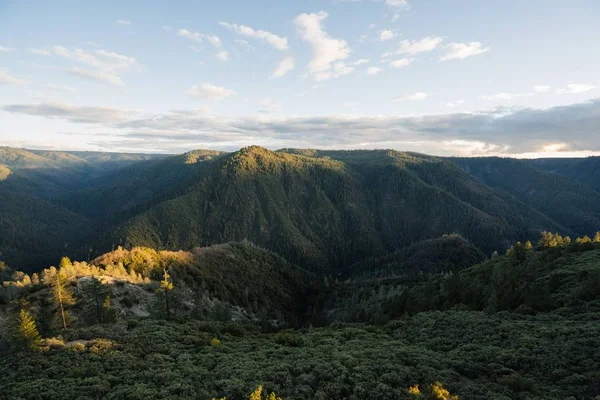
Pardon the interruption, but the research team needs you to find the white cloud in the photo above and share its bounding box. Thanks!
[272,56,295,78]
[116,20,131,25]
[397,37,443,55]
[69,67,125,87]
[353,58,369,65]
[186,83,236,100]
[234,39,256,51]
[481,92,533,101]
[0,46,17,53]
[29,48,52,56]
[44,83,77,92]
[532,85,551,93]
[314,62,354,81]
[367,66,383,75]
[385,0,410,8]
[440,42,489,61]
[177,29,222,48]
[389,58,412,68]
[258,99,282,114]
[556,83,596,94]
[218,22,288,51]
[0,68,28,85]
[1,102,137,123]
[53,46,141,72]
[446,99,464,107]
[294,11,352,80]
[379,30,396,41]
[216,51,229,62]
[162,26,173,32]
[393,92,427,101]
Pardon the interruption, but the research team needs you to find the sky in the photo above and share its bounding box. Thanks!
[0,0,599,157]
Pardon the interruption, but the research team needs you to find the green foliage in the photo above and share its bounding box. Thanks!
[13,308,43,351]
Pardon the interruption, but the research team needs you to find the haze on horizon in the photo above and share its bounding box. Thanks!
[1,0,599,158]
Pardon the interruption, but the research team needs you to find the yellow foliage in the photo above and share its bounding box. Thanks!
[210,338,222,346]
[248,385,282,400]
[409,384,421,396]
[430,382,459,400]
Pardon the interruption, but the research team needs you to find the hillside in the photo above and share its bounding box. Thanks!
[529,156,600,192]
[106,147,564,272]
[451,157,600,236]
[2,238,600,399]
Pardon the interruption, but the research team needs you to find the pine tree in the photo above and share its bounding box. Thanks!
[594,232,600,243]
[81,277,109,325]
[47,267,75,330]
[157,268,174,320]
[14,309,42,351]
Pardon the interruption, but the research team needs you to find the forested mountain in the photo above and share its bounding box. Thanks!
[451,157,600,235]
[2,145,600,273]
[528,156,600,192]
[100,147,565,272]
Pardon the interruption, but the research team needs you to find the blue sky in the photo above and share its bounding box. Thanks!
[1,0,599,156]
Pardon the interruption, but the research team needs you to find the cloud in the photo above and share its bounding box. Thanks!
[1,102,137,123]
[69,67,125,87]
[44,83,77,92]
[367,66,383,75]
[0,46,17,53]
[446,99,464,107]
[384,0,410,8]
[294,11,352,80]
[216,51,229,62]
[389,58,412,68]
[397,37,443,55]
[5,99,600,156]
[0,68,28,85]
[481,92,533,101]
[556,84,596,94]
[379,30,396,41]
[218,22,288,50]
[314,62,354,81]
[177,29,222,48]
[393,92,427,101]
[29,48,52,56]
[186,83,236,100]
[440,42,489,61]
[116,20,131,25]
[532,85,551,93]
[272,56,295,78]
[234,39,256,51]
[52,46,142,74]
[353,58,369,65]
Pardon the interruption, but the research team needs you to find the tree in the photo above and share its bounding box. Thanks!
[81,277,109,325]
[45,267,75,330]
[14,309,42,351]
[594,232,600,243]
[156,268,174,320]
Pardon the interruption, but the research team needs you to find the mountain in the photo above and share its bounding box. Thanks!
[104,147,564,272]
[0,146,167,199]
[528,156,600,192]
[0,192,90,272]
[451,157,600,236]
[346,234,486,280]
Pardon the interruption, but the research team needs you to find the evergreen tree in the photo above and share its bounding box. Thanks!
[14,309,42,351]
[46,267,75,330]
[594,232,600,243]
[81,277,109,325]
[156,268,174,320]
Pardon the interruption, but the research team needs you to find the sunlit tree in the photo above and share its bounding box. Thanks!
[14,309,42,351]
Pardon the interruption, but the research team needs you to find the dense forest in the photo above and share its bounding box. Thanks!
[1,146,600,399]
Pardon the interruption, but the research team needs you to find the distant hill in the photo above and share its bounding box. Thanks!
[2,145,600,273]
[105,146,566,272]
[347,235,486,280]
[451,157,600,236]
[528,156,600,192]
